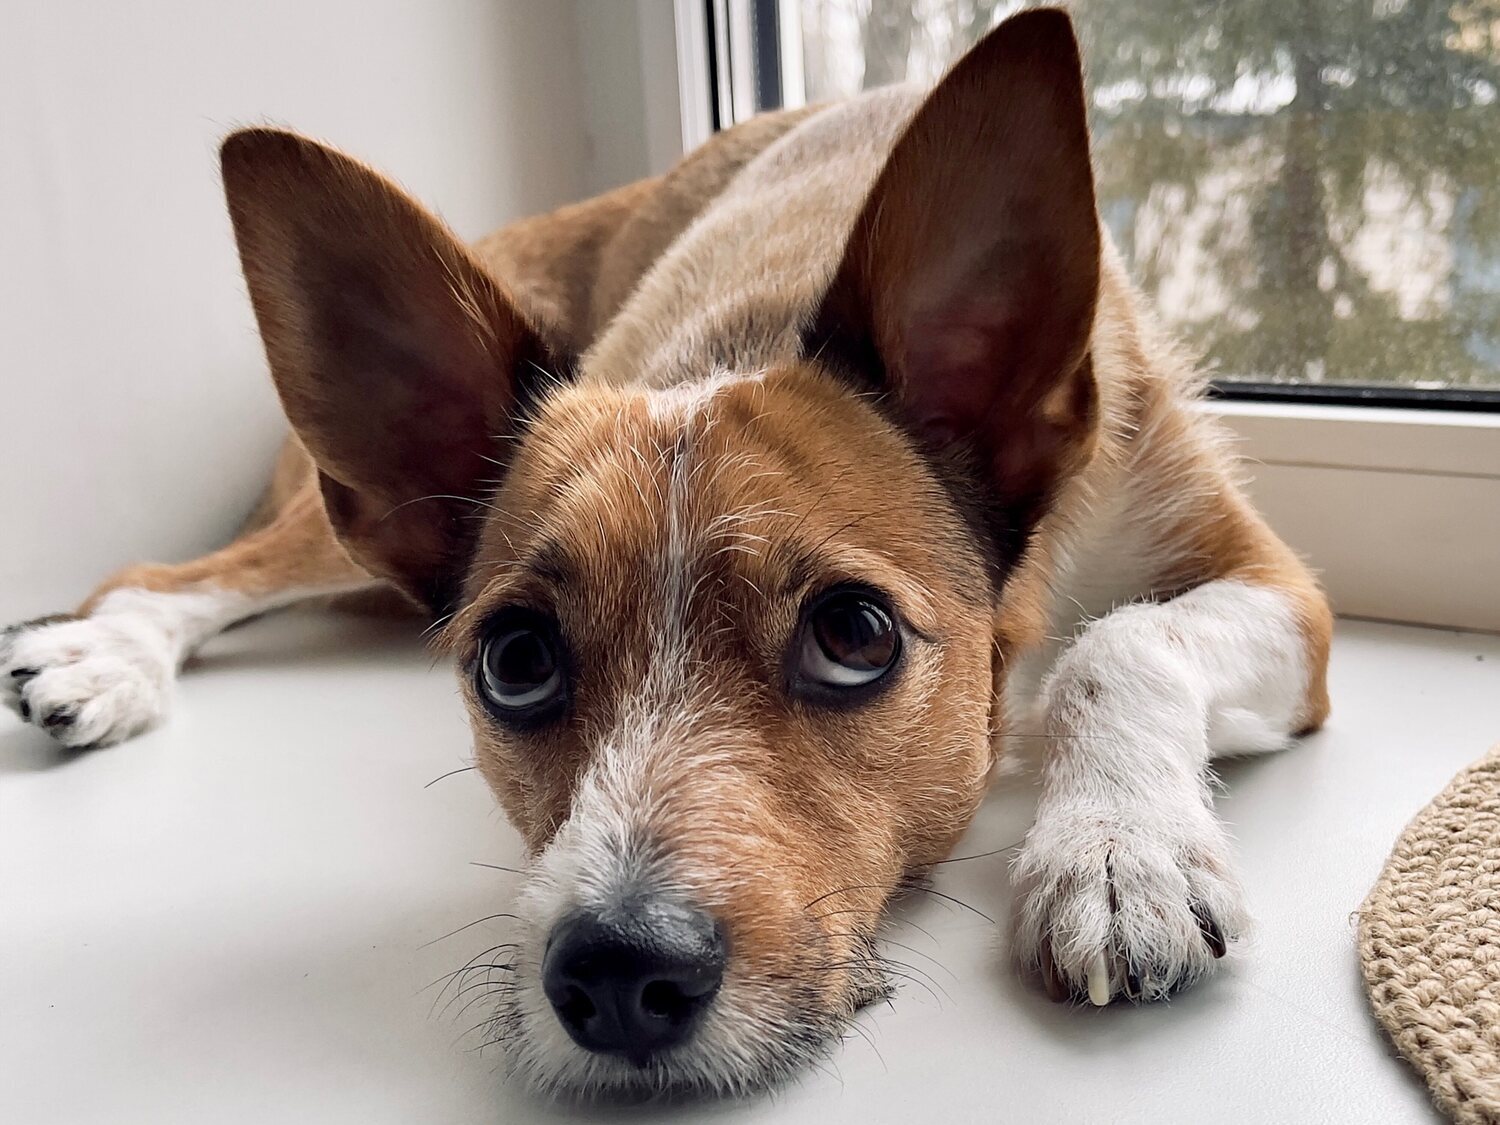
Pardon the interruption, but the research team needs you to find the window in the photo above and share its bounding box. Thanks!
[705,0,1500,409]
[663,0,1500,630]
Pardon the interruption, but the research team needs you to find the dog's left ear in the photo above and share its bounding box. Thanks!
[221,129,561,612]
[808,9,1100,565]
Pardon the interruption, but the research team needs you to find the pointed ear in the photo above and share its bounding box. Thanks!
[221,129,557,611]
[808,9,1101,568]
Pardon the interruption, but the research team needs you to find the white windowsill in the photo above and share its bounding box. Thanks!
[1209,399,1500,477]
[5,607,1494,1123]
[1206,400,1500,632]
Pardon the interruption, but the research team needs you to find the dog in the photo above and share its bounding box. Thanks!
[1,10,1330,1099]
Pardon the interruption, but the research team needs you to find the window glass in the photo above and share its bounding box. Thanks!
[755,0,1500,389]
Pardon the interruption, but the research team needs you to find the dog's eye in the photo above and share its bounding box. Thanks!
[798,591,901,689]
[478,613,565,719]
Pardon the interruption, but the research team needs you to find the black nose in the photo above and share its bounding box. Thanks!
[541,898,726,1064]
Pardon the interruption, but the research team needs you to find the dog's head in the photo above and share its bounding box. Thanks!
[222,9,1099,1099]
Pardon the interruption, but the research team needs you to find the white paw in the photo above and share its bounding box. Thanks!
[1012,803,1249,1004]
[1,612,175,748]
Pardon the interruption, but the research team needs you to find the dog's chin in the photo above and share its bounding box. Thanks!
[494,973,875,1103]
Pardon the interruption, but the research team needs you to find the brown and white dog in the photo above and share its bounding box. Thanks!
[2,10,1329,1099]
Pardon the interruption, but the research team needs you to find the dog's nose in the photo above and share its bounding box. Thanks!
[541,899,725,1063]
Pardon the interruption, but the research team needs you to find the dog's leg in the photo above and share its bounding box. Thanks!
[1012,570,1331,1005]
[1,454,372,748]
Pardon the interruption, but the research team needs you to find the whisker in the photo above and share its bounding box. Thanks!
[878,913,941,946]
[423,765,477,789]
[930,838,1024,865]
[469,1033,516,1054]
[380,492,502,521]
[807,958,947,1006]
[423,942,521,1013]
[430,961,521,1015]
[843,1020,889,1072]
[453,1011,507,1049]
[419,913,522,949]
[421,610,457,641]
[425,958,520,993]
[811,906,946,946]
[912,888,995,924]
[824,929,958,982]
[803,883,888,911]
[443,975,520,1021]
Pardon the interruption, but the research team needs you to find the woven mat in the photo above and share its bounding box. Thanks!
[1360,744,1500,1124]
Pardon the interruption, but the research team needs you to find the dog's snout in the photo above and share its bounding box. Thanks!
[541,898,725,1064]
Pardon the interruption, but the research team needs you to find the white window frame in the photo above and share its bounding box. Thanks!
[649,0,1500,633]
[1206,402,1500,633]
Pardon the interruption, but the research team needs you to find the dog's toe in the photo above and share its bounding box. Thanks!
[1,615,172,747]
[1014,809,1249,1006]
[39,703,79,731]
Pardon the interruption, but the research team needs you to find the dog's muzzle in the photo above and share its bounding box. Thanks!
[541,895,726,1067]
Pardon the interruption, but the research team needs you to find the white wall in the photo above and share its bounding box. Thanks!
[0,0,592,620]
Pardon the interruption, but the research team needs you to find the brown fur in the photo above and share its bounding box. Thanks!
[81,109,824,618]
[417,368,999,1019]
[65,10,1329,1063]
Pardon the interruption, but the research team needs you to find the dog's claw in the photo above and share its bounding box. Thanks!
[1,611,171,747]
[1192,902,1227,958]
[1040,944,1070,1002]
[41,706,77,730]
[1123,968,1141,1001]
[1086,952,1110,1006]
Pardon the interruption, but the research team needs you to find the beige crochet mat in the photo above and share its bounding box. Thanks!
[1360,744,1500,1124]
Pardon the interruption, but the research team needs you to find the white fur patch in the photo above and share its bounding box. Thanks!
[1,584,323,747]
[497,702,810,1099]
[643,368,759,424]
[1011,580,1308,1003]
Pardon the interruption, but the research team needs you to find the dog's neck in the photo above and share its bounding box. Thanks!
[579,86,923,392]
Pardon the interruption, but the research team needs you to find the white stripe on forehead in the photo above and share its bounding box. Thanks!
[519,372,776,944]
[641,368,766,682]
[643,367,763,424]
[538,371,769,895]
[653,375,743,673]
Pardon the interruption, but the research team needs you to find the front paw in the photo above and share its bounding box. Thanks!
[1,613,173,748]
[1012,805,1249,1005]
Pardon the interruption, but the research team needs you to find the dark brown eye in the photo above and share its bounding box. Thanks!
[478,612,565,717]
[799,591,901,689]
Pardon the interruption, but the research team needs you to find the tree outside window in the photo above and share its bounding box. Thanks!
[789,0,1500,388]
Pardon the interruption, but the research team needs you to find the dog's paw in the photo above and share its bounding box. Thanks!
[1,612,175,748]
[1012,804,1248,1005]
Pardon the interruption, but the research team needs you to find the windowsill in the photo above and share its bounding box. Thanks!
[1209,399,1500,476]
[1205,400,1500,632]
[3,607,1493,1122]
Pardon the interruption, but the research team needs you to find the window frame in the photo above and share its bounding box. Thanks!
[662,0,1500,631]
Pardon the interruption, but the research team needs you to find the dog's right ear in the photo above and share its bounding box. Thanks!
[806,9,1100,574]
[221,129,555,612]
